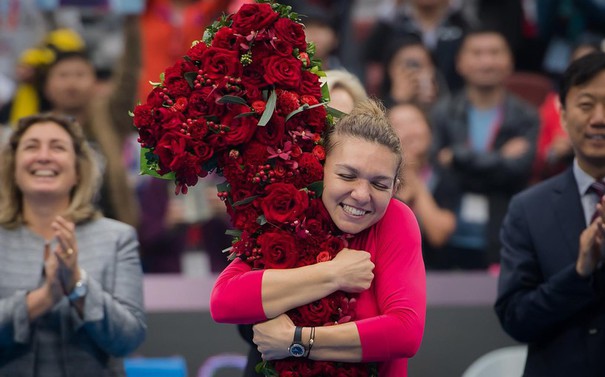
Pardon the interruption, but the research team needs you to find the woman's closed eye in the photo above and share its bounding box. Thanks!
[372,182,391,191]
[338,173,356,181]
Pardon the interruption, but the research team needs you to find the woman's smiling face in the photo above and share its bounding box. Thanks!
[322,135,398,234]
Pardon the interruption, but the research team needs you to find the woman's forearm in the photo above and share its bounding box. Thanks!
[261,262,339,318]
[306,322,363,362]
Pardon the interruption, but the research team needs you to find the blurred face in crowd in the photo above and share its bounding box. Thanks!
[389,104,432,168]
[322,135,398,234]
[44,56,96,114]
[305,22,338,62]
[560,69,605,177]
[457,32,513,90]
[388,44,434,81]
[15,121,78,205]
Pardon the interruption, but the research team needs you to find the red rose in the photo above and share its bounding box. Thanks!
[211,27,242,51]
[257,229,299,269]
[260,183,309,224]
[145,86,165,108]
[186,86,225,119]
[230,3,279,35]
[302,104,328,135]
[200,47,242,81]
[273,18,307,51]
[254,113,285,145]
[242,60,270,91]
[297,297,335,325]
[154,131,188,170]
[220,106,258,146]
[305,198,334,232]
[263,55,302,91]
[322,236,346,257]
[300,70,322,98]
[192,141,213,165]
[186,40,207,61]
[270,38,294,57]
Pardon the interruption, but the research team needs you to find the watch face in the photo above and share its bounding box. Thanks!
[288,343,306,357]
[74,283,87,297]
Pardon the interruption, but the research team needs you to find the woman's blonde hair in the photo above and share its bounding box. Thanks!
[0,113,101,228]
[323,69,368,106]
[323,98,403,190]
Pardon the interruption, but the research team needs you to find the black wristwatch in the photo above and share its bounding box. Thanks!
[288,326,308,357]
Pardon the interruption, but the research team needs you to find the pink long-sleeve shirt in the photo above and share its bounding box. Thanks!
[210,199,426,376]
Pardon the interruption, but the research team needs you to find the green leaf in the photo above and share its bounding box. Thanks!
[225,229,242,237]
[258,90,277,126]
[234,111,256,119]
[232,195,259,207]
[217,95,248,106]
[216,181,230,193]
[139,147,176,180]
[321,81,331,102]
[184,71,197,89]
[327,105,347,118]
[285,102,325,122]
[306,180,324,197]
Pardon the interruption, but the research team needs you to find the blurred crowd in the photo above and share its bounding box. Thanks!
[1,0,605,273]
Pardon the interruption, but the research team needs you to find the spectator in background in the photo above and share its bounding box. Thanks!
[323,69,367,113]
[0,113,146,376]
[279,0,361,78]
[532,40,601,183]
[363,0,468,96]
[430,28,539,269]
[381,36,447,110]
[1,19,141,228]
[390,102,456,269]
[302,7,343,71]
[495,51,605,377]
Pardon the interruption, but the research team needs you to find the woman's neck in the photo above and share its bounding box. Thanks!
[22,200,69,240]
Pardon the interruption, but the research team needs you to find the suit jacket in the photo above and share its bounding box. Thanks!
[0,218,147,377]
[495,168,605,377]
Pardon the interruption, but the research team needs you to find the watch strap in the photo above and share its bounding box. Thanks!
[293,326,303,343]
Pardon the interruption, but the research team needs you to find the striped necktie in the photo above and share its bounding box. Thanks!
[588,181,605,222]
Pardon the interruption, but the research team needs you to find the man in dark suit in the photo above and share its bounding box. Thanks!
[495,52,605,376]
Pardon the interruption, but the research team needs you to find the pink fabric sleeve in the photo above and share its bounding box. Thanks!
[210,258,268,324]
[356,200,427,361]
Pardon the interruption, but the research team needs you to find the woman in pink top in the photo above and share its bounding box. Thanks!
[211,99,426,376]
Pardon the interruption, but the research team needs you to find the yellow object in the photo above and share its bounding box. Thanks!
[45,28,86,52]
[9,84,39,127]
[19,48,55,67]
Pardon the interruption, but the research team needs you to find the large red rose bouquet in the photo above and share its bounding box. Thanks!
[133,1,375,376]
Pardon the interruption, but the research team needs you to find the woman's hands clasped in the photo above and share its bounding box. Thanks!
[44,216,81,301]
